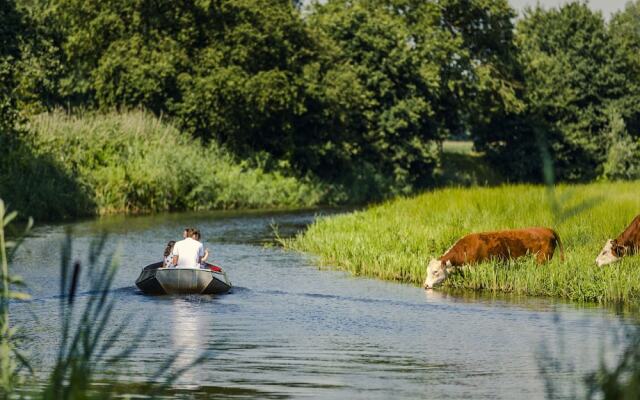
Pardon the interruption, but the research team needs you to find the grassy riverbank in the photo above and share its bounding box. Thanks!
[286,183,640,303]
[2,111,325,220]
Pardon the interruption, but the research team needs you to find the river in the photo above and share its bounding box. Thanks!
[10,209,633,399]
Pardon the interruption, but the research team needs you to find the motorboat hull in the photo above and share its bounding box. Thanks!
[135,262,232,295]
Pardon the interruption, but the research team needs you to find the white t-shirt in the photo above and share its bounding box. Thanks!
[171,238,204,269]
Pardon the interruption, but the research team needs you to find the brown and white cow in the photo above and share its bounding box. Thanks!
[595,214,640,267]
[423,227,563,289]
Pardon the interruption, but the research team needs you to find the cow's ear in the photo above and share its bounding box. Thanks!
[445,260,452,267]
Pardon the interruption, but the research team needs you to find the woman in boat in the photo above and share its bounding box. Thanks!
[162,240,176,268]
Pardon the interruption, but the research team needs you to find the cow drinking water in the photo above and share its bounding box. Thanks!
[423,227,564,289]
[595,214,640,267]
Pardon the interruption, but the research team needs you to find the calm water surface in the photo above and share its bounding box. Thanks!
[10,210,633,399]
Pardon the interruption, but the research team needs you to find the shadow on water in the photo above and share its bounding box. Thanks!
[426,287,640,320]
[17,380,296,400]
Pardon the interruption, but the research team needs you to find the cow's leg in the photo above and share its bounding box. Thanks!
[535,246,552,263]
[536,243,556,264]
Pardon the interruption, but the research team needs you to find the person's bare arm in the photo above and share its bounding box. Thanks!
[202,248,209,262]
[172,255,178,266]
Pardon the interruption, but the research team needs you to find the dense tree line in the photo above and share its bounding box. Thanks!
[476,2,640,181]
[3,0,640,202]
[0,0,22,137]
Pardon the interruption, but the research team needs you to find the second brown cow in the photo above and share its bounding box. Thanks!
[595,214,640,267]
[423,227,563,289]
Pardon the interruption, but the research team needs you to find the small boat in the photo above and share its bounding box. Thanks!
[135,262,232,295]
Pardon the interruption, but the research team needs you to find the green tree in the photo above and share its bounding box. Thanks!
[609,0,640,136]
[306,0,439,192]
[475,2,634,182]
[26,0,199,112]
[438,0,523,129]
[11,0,66,113]
[20,0,335,176]
[0,0,29,209]
[0,0,23,135]
[17,0,531,196]
[308,0,520,192]
[174,0,318,160]
[601,108,640,181]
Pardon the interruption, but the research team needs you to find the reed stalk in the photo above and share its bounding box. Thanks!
[0,200,32,394]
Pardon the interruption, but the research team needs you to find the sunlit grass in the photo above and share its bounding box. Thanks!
[286,182,640,303]
[442,140,475,154]
[435,140,503,187]
[25,110,325,217]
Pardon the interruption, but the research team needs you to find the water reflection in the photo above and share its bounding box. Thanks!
[425,287,640,318]
[171,298,203,385]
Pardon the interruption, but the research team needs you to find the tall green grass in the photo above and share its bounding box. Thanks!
[287,182,640,303]
[0,200,32,395]
[20,110,324,219]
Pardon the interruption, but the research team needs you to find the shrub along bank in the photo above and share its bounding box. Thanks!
[1,111,325,221]
[286,183,640,303]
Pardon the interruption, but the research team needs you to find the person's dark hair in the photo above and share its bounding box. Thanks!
[191,229,201,240]
[183,227,194,238]
[164,240,176,257]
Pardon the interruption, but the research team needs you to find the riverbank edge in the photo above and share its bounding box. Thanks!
[1,111,329,222]
[284,182,640,304]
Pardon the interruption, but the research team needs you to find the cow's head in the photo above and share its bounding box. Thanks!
[423,259,450,289]
[595,239,625,267]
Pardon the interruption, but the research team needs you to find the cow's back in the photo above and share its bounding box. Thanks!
[441,227,559,266]
[617,215,640,250]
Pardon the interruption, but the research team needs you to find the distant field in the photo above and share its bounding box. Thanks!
[436,140,503,187]
[442,140,475,154]
[286,182,640,303]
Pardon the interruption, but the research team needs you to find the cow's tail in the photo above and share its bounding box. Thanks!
[553,230,565,262]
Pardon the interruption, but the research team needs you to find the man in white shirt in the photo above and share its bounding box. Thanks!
[172,228,205,269]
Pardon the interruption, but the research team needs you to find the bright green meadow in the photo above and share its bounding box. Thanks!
[287,182,640,303]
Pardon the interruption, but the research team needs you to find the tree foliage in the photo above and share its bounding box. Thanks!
[601,108,640,181]
[9,0,640,198]
[475,2,640,182]
[609,0,640,136]
[0,0,23,135]
[305,0,519,191]
[15,0,521,195]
